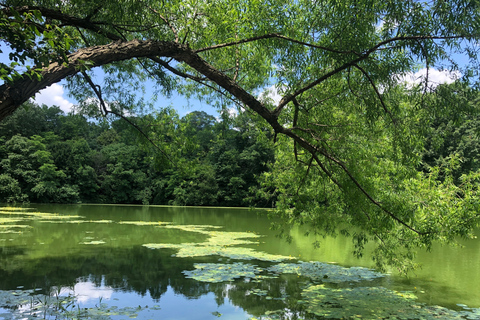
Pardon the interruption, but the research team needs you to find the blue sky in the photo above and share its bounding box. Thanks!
[32,80,221,117]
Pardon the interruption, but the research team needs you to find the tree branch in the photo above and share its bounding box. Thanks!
[353,63,397,124]
[3,6,124,41]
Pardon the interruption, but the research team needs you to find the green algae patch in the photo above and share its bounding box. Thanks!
[300,285,473,319]
[0,208,82,221]
[143,242,290,261]
[183,262,262,282]
[144,223,293,262]
[0,215,33,233]
[162,224,222,232]
[0,224,31,234]
[79,240,106,245]
[267,261,384,283]
[118,221,171,226]
[0,207,33,212]
[0,217,25,224]
[39,219,114,224]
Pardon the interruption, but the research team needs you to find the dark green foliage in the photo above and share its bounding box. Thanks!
[0,103,274,206]
[421,82,480,182]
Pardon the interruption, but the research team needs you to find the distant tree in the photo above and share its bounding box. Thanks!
[0,134,78,202]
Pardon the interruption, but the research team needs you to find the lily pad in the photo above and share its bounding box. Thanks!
[183,262,262,282]
[267,261,385,283]
[301,285,469,319]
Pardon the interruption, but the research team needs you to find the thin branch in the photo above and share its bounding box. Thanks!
[148,6,179,42]
[195,33,281,53]
[274,55,369,116]
[148,56,205,82]
[315,147,426,235]
[196,33,355,54]
[311,153,343,189]
[296,156,314,196]
[4,6,124,41]
[353,63,396,124]
[233,23,240,82]
[148,56,240,106]
[293,98,300,162]
[80,71,176,166]
[273,34,355,55]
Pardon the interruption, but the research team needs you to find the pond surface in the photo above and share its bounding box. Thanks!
[0,204,479,319]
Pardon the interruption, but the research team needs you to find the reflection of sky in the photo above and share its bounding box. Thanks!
[61,279,113,304]
[60,281,251,320]
[156,287,250,320]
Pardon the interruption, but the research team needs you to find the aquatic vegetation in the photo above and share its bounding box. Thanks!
[162,224,222,232]
[144,224,293,262]
[300,285,479,319]
[267,261,385,283]
[79,240,106,245]
[0,207,82,220]
[118,221,170,226]
[183,262,262,282]
[0,217,24,224]
[143,242,291,261]
[2,206,480,320]
[39,219,114,224]
[0,215,33,233]
[0,207,32,212]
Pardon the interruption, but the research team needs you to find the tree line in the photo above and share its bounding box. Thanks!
[0,102,274,206]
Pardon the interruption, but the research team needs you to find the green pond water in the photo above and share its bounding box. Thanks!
[0,204,479,319]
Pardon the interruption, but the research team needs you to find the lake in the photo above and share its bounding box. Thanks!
[0,204,479,319]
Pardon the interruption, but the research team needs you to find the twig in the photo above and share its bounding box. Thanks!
[353,63,396,124]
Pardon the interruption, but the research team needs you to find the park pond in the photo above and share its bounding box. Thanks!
[0,204,479,319]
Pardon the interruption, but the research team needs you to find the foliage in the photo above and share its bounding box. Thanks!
[0,103,274,206]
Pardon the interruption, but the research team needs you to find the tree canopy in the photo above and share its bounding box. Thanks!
[2,0,480,271]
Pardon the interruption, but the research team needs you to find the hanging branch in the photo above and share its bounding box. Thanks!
[353,63,397,124]
[148,6,179,43]
[80,71,176,167]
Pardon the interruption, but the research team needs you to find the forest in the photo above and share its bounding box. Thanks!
[0,101,274,206]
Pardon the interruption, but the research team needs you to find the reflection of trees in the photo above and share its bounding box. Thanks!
[1,241,314,318]
[218,273,315,319]
[0,245,211,300]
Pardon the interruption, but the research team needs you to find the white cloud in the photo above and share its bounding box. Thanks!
[32,83,74,113]
[398,68,461,89]
[259,85,283,105]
